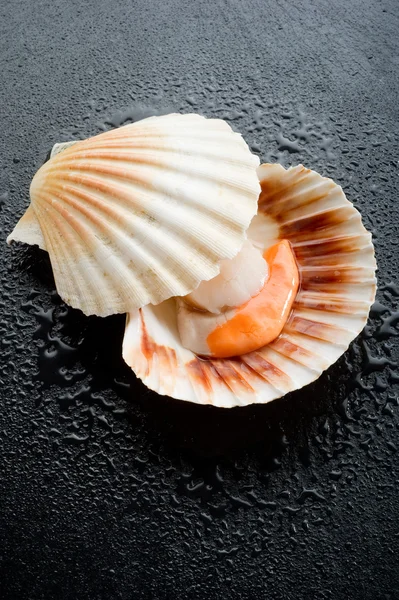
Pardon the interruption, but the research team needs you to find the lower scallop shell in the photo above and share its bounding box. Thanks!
[122,163,377,408]
[7,113,260,317]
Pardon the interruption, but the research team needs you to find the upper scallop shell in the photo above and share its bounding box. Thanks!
[122,163,377,408]
[7,113,260,316]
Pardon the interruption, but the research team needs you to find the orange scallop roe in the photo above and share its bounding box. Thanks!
[206,240,299,358]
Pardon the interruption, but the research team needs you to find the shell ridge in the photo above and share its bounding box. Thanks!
[291,307,368,335]
[262,180,336,213]
[257,345,319,390]
[278,195,349,225]
[295,246,376,268]
[226,360,257,393]
[299,263,376,272]
[285,316,356,344]
[280,331,347,367]
[275,333,332,370]
[209,361,243,398]
[290,231,372,249]
[268,338,321,372]
[281,205,361,230]
[185,357,216,405]
[139,310,153,380]
[258,168,310,201]
[34,202,101,308]
[240,353,290,392]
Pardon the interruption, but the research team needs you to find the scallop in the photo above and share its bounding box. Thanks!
[122,164,377,408]
[184,239,268,315]
[7,113,260,316]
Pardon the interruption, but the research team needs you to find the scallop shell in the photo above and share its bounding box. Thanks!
[7,113,260,317]
[123,163,377,408]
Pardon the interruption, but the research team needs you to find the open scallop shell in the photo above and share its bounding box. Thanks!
[7,113,260,317]
[123,163,377,408]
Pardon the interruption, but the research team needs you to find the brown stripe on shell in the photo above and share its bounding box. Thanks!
[44,168,152,202]
[284,219,365,245]
[268,336,319,369]
[294,248,375,268]
[241,351,293,391]
[280,205,359,237]
[186,357,213,394]
[258,165,310,209]
[139,311,156,377]
[292,233,372,258]
[209,359,256,395]
[273,333,332,371]
[260,181,338,221]
[139,311,178,378]
[232,357,285,393]
[285,315,351,343]
[299,265,376,285]
[186,357,257,401]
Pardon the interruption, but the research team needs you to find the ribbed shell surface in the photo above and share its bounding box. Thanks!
[8,113,260,316]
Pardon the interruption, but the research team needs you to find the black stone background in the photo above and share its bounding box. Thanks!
[1,1,399,598]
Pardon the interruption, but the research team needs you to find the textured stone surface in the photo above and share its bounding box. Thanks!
[1,0,399,598]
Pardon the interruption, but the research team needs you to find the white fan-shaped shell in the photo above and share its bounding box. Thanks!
[7,114,260,316]
[122,164,377,408]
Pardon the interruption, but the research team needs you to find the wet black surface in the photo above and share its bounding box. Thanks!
[1,1,399,598]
